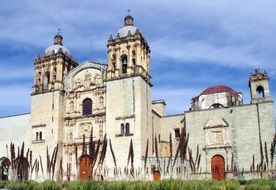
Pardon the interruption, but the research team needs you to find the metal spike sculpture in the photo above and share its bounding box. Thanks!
[166,133,173,173]
[144,139,149,170]
[109,139,117,167]
[154,135,160,169]
[127,139,134,178]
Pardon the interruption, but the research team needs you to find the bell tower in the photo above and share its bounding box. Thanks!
[106,15,150,82]
[32,32,78,94]
[249,69,271,103]
[29,32,78,180]
[105,15,153,172]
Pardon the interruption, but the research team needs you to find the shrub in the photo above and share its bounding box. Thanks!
[40,180,62,190]
[0,180,7,188]
[6,180,37,190]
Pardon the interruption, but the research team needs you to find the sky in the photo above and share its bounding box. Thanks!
[0,0,276,117]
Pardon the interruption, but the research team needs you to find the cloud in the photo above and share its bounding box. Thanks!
[0,0,276,118]
[151,38,272,69]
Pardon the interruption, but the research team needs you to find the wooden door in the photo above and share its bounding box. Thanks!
[211,155,225,180]
[79,155,92,180]
[153,170,161,181]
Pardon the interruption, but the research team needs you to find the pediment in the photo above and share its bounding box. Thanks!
[204,117,228,128]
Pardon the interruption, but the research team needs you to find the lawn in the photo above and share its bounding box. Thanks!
[0,179,276,190]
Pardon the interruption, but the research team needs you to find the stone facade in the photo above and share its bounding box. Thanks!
[0,15,275,181]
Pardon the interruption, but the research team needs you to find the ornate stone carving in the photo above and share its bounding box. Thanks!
[74,70,102,90]
[94,73,102,85]
[79,122,92,138]
[99,96,104,108]
[69,101,74,112]
[74,78,82,90]
[68,132,73,143]
[210,130,223,145]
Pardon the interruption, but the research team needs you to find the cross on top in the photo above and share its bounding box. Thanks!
[127,9,131,15]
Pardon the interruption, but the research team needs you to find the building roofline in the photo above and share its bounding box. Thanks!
[185,101,274,114]
[152,99,166,105]
[162,113,185,118]
[0,112,30,119]
[152,110,161,118]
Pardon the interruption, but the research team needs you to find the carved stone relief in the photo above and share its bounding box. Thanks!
[99,96,104,108]
[79,122,92,138]
[83,71,93,89]
[209,130,223,145]
[68,132,73,143]
[74,70,102,91]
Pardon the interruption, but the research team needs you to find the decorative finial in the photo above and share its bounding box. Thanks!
[124,10,134,26]
[54,28,63,45]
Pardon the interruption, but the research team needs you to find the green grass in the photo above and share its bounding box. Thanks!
[1,179,276,190]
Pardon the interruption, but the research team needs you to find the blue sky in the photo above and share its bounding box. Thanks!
[0,0,276,117]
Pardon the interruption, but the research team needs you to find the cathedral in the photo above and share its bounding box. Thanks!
[0,15,275,181]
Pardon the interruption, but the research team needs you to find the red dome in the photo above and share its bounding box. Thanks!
[200,85,238,96]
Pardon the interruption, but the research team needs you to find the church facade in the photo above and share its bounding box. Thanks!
[0,15,275,181]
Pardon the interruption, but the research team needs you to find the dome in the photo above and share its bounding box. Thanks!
[44,44,72,57]
[200,85,238,97]
[115,14,140,38]
[44,32,72,57]
[117,25,138,38]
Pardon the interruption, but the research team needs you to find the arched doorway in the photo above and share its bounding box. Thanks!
[211,155,225,180]
[0,157,10,181]
[79,155,93,180]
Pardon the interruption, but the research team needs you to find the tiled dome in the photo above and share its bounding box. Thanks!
[200,85,238,96]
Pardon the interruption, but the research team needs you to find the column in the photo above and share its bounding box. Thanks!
[127,44,132,75]
[115,47,120,77]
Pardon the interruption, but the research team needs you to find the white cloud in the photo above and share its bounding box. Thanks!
[0,0,276,118]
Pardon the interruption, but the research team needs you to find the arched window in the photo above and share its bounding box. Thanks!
[121,55,127,74]
[112,62,116,71]
[83,98,92,115]
[132,58,136,66]
[125,123,130,135]
[111,54,116,72]
[53,68,57,82]
[256,86,264,98]
[43,71,50,90]
[209,103,224,109]
[121,124,125,134]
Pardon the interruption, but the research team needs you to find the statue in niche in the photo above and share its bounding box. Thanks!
[99,96,104,108]
[68,132,73,143]
[99,130,103,139]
